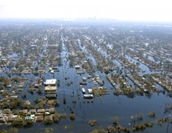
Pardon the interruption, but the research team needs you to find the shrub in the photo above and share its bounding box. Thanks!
[107,125,116,133]
[88,120,99,127]
[70,113,75,121]
[113,116,119,125]
[148,111,156,117]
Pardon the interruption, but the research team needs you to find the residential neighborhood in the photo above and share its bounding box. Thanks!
[0,19,172,133]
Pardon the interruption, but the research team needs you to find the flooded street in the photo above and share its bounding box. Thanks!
[0,20,172,133]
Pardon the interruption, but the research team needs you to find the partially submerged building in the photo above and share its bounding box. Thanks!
[83,94,94,99]
[44,79,57,98]
[44,79,57,86]
[45,86,57,98]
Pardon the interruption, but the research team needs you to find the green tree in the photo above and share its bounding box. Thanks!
[0,129,7,133]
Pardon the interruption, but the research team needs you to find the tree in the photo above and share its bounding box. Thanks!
[0,129,7,133]
[22,119,33,126]
[113,116,119,125]
[70,113,75,121]
[44,128,54,133]
[37,88,42,95]
[53,114,60,123]
[28,88,34,94]
[63,98,66,104]
[90,127,108,133]
[44,116,53,124]
[35,66,38,71]
[34,97,39,103]
[37,102,44,108]
[12,116,23,126]
[22,92,26,98]
[53,100,59,106]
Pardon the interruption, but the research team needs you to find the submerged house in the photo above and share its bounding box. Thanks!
[83,94,94,99]
[3,109,11,114]
[49,108,55,114]
[20,109,28,115]
[88,89,93,94]
[75,65,80,69]
[45,86,57,98]
[0,117,6,123]
[8,114,16,122]
[76,69,85,74]
[44,79,57,86]
[30,109,36,114]
[36,115,44,122]
[44,79,57,98]
[25,114,35,120]
[37,109,45,113]
[12,110,19,115]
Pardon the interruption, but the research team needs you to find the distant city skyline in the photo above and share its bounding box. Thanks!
[0,0,172,22]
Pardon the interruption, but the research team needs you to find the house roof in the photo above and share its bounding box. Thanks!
[36,115,44,122]
[12,110,19,115]
[44,79,57,85]
[0,117,6,123]
[49,108,55,113]
[8,114,15,122]
[45,86,57,91]
[20,109,28,114]
[37,109,45,113]
[25,114,35,120]
[25,100,31,105]
[0,113,3,118]
[3,109,11,114]
[30,109,36,113]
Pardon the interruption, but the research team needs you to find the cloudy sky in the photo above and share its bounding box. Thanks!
[0,0,172,21]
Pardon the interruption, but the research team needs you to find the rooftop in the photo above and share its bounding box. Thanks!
[44,79,57,85]
[45,86,57,91]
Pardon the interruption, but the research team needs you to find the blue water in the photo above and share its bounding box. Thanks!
[1,29,172,133]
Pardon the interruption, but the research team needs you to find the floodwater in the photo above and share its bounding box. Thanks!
[19,56,172,132]
[1,36,172,133]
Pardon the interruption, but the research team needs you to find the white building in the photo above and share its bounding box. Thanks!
[75,65,80,69]
[44,79,57,86]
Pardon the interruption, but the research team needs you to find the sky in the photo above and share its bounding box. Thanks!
[0,0,172,21]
